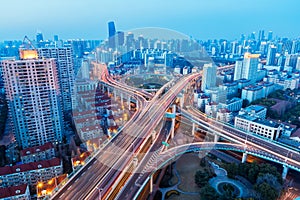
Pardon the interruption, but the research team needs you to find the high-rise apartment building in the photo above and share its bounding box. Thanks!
[266,45,277,66]
[37,47,75,114]
[201,63,217,91]
[234,53,259,83]
[1,50,63,149]
[243,53,259,83]
[234,60,243,81]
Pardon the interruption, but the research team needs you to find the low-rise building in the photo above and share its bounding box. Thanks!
[239,105,267,119]
[219,82,238,99]
[0,158,63,188]
[71,152,91,171]
[257,81,275,97]
[20,143,55,164]
[0,184,30,200]
[219,97,243,112]
[234,115,282,140]
[216,108,232,123]
[241,85,264,103]
[205,102,218,117]
[276,78,299,90]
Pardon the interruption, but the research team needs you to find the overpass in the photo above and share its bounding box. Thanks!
[49,63,200,199]
[49,61,300,200]
[115,103,300,200]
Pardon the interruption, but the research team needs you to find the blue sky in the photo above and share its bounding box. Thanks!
[0,0,299,41]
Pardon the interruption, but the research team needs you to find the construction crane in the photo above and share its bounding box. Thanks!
[20,36,36,50]
[19,36,38,59]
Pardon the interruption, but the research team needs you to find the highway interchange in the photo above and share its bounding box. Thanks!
[50,63,300,200]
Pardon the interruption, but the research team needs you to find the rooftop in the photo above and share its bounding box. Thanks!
[0,184,28,198]
[237,114,280,128]
[0,158,61,176]
[20,142,54,157]
[236,78,251,83]
[243,85,263,91]
[254,118,280,128]
[244,105,266,113]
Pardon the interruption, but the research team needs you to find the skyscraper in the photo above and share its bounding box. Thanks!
[108,21,116,48]
[201,63,217,91]
[266,45,277,66]
[267,31,273,41]
[54,35,59,42]
[37,47,75,114]
[108,21,116,38]
[117,31,125,46]
[234,60,243,80]
[36,32,44,48]
[242,53,259,83]
[36,32,44,42]
[258,30,265,41]
[1,50,63,149]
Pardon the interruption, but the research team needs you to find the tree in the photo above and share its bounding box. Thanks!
[200,185,219,200]
[256,173,281,191]
[254,182,279,200]
[195,170,210,187]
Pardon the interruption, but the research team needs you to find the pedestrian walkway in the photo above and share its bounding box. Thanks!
[158,162,199,200]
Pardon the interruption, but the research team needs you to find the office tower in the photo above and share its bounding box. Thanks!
[54,35,59,42]
[242,53,259,83]
[117,31,124,46]
[1,50,63,149]
[36,32,44,48]
[36,32,44,43]
[231,41,237,55]
[201,63,217,91]
[258,30,265,41]
[108,21,116,37]
[108,21,116,48]
[38,47,75,114]
[296,57,300,71]
[285,54,299,69]
[291,40,299,54]
[266,45,277,65]
[234,60,243,80]
[267,31,273,41]
[250,32,256,41]
[125,32,135,51]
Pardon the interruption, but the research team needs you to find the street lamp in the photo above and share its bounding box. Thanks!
[97,187,103,200]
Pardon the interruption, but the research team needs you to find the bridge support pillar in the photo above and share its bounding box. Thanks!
[170,105,176,139]
[282,165,289,180]
[214,134,219,143]
[180,93,184,108]
[242,152,248,163]
[150,174,153,194]
[120,93,124,106]
[114,89,117,101]
[128,96,131,110]
[192,123,195,136]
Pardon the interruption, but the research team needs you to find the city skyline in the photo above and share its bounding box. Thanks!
[0,0,299,41]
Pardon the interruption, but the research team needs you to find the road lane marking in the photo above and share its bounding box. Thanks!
[59,193,65,198]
